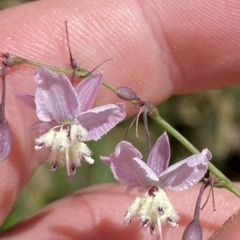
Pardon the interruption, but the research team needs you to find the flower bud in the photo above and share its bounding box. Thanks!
[0,53,26,67]
[116,87,140,101]
[182,178,214,240]
[182,220,202,240]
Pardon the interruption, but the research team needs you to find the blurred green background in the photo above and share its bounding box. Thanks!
[1,0,240,232]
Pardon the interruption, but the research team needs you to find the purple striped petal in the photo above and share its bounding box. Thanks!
[100,156,111,166]
[75,72,103,112]
[14,93,36,110]
[100,141,159,189]
[77,103,126,141]
[30,120,57,135]
[158,149,212,191]
[34,67,80,123]
[147,132,171,175]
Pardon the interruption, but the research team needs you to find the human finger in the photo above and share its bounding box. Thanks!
[1,0,240,225]
[1,183,240,239]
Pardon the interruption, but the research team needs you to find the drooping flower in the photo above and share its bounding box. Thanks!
[15,67,126,178]
[100,132,212,238]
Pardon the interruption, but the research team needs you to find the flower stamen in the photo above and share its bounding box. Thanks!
[124,186,179,236]
[35,123,94,177]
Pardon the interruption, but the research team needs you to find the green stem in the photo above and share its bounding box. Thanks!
[11,56,240,198]
[153,115,240,198]
[102,81,118,93]
[22,58,90,77]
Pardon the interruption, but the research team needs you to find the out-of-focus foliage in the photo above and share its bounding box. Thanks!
[0,0,37,10]
[1,0,240,233]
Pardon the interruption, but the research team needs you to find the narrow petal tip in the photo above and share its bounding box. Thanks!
[201,148,212,161]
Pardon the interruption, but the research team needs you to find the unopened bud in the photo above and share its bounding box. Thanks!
[116,87,140,101]
[182,220,202,240]
[0,119,12,162]
[182,178,214,240]
[0,53,26,67]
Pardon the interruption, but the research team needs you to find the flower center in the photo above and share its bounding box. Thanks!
[124,186,179,235]
[35,123,94,177]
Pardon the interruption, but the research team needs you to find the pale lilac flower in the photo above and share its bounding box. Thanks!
[101,132,212,238]
[15,67,126,178]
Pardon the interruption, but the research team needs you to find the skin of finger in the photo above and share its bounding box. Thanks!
[209,209,240,240]
[1,184,240,240]
[0,0,240,226]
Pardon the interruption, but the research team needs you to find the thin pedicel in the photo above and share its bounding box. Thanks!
[65,21,80,84]
[64,21,112,84]
[182,178,215,240]
[115,86,159,153]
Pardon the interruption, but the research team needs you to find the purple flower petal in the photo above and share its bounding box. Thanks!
[30,120,57,135]
[34,67,80,123]
[147,132,171,176]
[158,149,212,190]
[78,103,126,141]
[75,72,103,112]
[100,156,111,166]
[100,141,159,190]
[0,119,12,162]
[14,93,36,109]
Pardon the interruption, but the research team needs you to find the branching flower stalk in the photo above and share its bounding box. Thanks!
[1,53,240,197]
[0,53,89,77]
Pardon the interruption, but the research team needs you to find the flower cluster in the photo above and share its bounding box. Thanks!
[1,51,213,239]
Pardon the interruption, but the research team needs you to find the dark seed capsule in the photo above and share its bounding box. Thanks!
[116,87,140,101]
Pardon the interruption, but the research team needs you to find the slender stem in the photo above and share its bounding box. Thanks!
[0,66,6,120]
[152,115,240,198]
[102,81,118,93]
[143,109,151,153]
[22,58,90,77]
[154,115,199,154]
[19,56,111,79]
[193,182,206,222]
